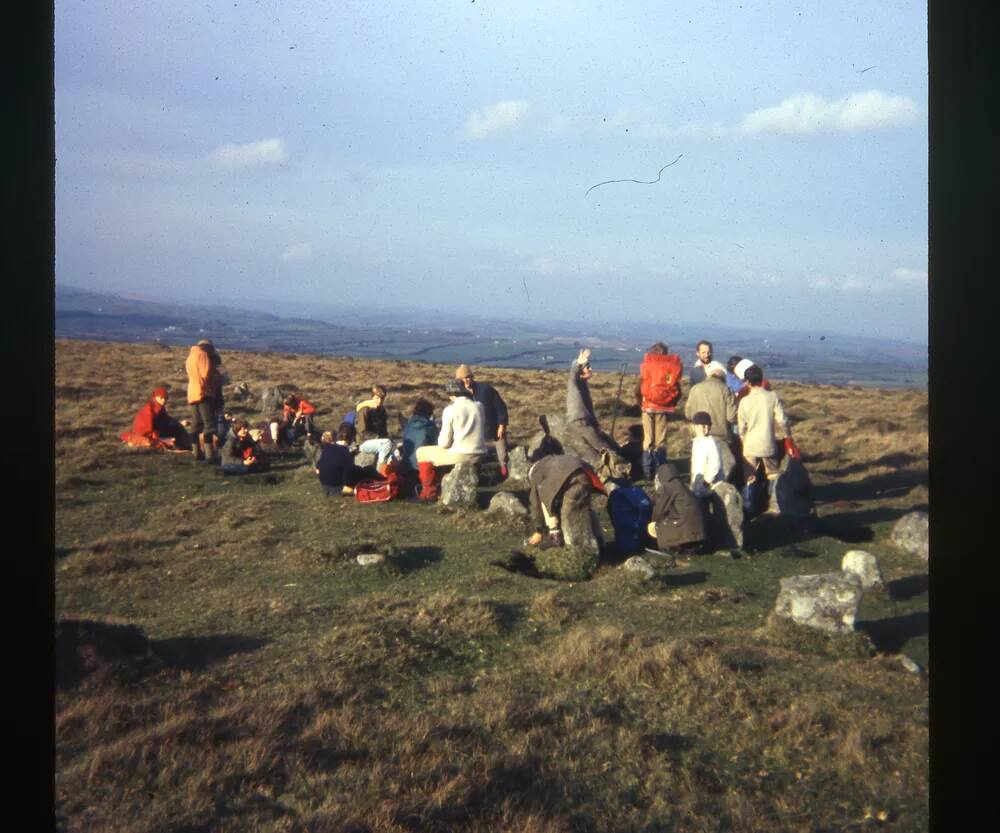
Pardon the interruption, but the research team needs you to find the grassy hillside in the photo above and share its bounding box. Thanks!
[55,339,929,833]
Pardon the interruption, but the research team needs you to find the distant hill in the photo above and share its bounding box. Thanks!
[55,284,926,388]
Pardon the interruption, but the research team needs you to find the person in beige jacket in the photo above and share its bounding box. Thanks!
[736,364,790,511]
[684,361,737,442]
[415,379,486,500]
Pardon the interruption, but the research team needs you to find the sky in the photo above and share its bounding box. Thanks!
[55,0,928,343]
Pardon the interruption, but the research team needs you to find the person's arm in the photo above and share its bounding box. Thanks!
[737,399,748,439]
[437,408,454,449]
[725,388,737,426]
[493,388,509,437]
[773,394,790,436]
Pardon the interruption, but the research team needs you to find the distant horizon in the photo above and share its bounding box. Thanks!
[55,281,929,350]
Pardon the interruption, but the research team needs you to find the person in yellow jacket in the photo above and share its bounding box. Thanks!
[185,339,221,461]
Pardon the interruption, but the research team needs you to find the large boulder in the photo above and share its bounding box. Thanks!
[709,481,744,549]
[770,456,814,518]
[506,445,530,482]
[891,512,929,563]
[841,550,884,590]
[774,573,863,635]
[487,492,527,517]
[259,386,284,417]
[526,414,568,461]
[441,463,480,509]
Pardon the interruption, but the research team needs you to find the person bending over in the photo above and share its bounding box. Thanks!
[526,453,607,549]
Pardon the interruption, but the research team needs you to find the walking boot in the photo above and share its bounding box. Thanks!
[741,482,757,514]
[641,449,655,481]
[193,434,206,461]
[417,461,440,501]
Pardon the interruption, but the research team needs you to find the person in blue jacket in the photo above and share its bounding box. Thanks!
[401,398,440,491]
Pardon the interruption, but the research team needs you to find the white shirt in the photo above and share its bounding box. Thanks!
[690,435,724,496]
[438,397,487,456]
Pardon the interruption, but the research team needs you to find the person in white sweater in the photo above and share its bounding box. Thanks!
[689,411,725,497]
[415,379,486,500]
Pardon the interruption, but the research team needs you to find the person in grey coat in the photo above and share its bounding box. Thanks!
[647,463,707,551]
[565,348,623,464]
[526,453,608,548]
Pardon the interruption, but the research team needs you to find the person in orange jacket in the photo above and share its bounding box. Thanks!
[185,339,222,461]
[637,342,683,479]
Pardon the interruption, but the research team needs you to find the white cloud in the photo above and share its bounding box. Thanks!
[464,100,530,139]
[208,138,288,170]
[739,91,918,135]
[891,266,927,282]
[280,242,314,262]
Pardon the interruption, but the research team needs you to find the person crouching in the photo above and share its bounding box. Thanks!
[526,454,608,549]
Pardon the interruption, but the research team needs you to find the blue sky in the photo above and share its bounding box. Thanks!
[55,0,928,342]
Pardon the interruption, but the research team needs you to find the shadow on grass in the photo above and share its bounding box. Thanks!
[813,468,928,504]
[855,611,928,654]
[390,546,444,573]
[819,452,925,478]
[888,573,928,601]
[648,570,709,588]
[746,515,813,550]
[491,551,543,579]
[151,633,270,671]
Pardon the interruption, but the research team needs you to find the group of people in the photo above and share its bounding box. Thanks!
[121,336,798,553]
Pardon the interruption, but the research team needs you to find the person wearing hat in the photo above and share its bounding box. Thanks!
[688,411,726,497]
[414,379,487,501]
[732,358,771,403]
[185,338,222,461]
[684,360,737,443]
[737,364,790,512]
[456,363,510,478]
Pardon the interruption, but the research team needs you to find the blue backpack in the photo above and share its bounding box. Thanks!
[607,483,653,555]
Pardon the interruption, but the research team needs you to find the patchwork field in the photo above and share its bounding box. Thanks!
[55,339,929,833]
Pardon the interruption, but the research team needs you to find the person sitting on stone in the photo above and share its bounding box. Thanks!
[277,394,318,445]
[219,418,268,476]
[456,363,510,478]
[315,424,377,496]
[401,398,439,494]
[120,386,191,450]
[414,379,486,501]
[354,385,395,471]
[737,364,789,513]
[565,347,623,465]
[526,453,609,549]
[647,463,708,553]
[688,411,727,497]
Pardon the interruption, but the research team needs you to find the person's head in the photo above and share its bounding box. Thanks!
[744,365,764,386]
[232,417,250,437]
[283,394,300,408]
[726,355,743,374]
[371,385,387,406]
[320,431,334,445]
[337,422,356,443]
[696,340,713,363]
[412,398,434,419]
[691,410,713,436]
[455,364,475,390]
[705,360,727,380]
[444,378,469,399]
[152,386,168,406]
[648,342,668,355]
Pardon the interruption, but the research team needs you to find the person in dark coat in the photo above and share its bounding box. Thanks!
[456,364,510,477]
[315,423,376,496]
[219,418,268,476]
[647,463,708,551]
[526,453,608,548]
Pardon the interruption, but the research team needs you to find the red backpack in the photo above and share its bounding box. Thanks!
[640,353,683,411]
[355,470,402,503]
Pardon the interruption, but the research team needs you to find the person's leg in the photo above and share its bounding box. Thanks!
[741,456,762,512]
[190,403,206,459]
[640,411,655,479]
[196,400,217,461]
[359,437,394,467]
[763,456,781,511]
[652,412,669,463]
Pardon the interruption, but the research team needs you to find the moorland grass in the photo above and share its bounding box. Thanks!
[55,339,928,832]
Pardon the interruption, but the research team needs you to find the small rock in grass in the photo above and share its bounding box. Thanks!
[841,550,884,589]
[621,556,655,580]
[898,654,924,676]
[487,492,527,516]
[356,553,386,566]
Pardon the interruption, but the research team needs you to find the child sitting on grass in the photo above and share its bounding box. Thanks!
[220,418,268,475]
[315,423,379,496]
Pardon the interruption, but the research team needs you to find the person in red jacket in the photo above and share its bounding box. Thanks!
[637,342,683,479]
[120,387,191,450]
[275,394,318,445]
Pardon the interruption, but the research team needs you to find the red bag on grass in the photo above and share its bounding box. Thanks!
[355,470,402,503]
